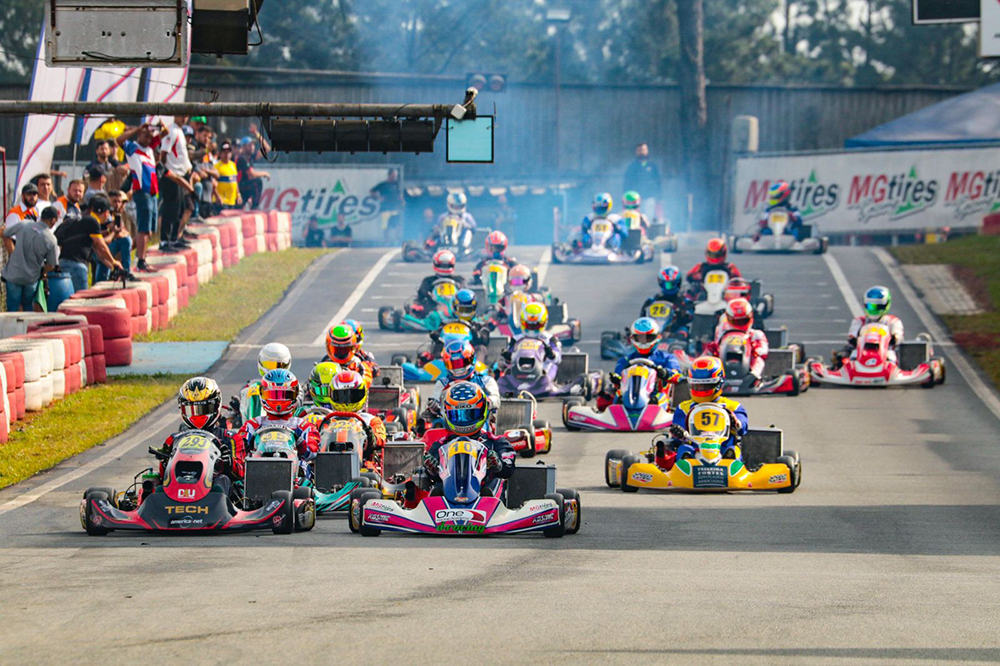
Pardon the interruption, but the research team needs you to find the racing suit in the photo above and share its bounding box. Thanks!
[423,431,515,493]
[596,349,683,411]
[846,314,904,363]
[322,410,388,469]
[754,203,804,241]
[659,396,749,469]
[685,261,743,287]
[472,254,519,285]
[504,330,562,365]
[579,213,626,249]
[321,353,375,386]
[234,414,320,468]
[704,319,769,380]
[426,212,477,247]
[639,293,693,338]
[425,370,501,418]
[157,422,244,480]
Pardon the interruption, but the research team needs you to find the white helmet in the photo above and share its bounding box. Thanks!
[258,342,291,378]
[447,191,467,214]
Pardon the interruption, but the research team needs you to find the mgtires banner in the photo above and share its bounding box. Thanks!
[732,146,1000,235]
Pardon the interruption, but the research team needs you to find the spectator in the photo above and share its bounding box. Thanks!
[5,183,40,225]
[87,139,128,193]
[34,174,54,215]
[195,125,214,151]
[192,144,219,219]
[189,116,207,135]
[94,191,134,283]
[117,123,165,272]
[370,168,403,243]
[83,167,107,206]
[422,206,435,231]
[328,214,353,248]
[236,129,270,209]
[623,142,662,218]
[2,205,59,312]
[159,116,196,251]
[107,190,135,237]
[214,141,240,212]
[55,196,123,290]
[303,216,326,248]
[52,179,85,231]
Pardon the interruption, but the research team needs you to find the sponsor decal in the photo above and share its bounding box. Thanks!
[943,169,1000,222]
[692,465,728,489]
[169,516,205,527]
[631,472,654,483]
[369,502,394,512]
[742,171,840,221]
[164,505,209,515]
[90,514,103,526]
[264,500,282,512]
[768,474,788,484]
[272,514,285,526]
[177,488,196,499]
[568,412,585,422]
[435,523,485,533]
[434,508,487,524]
[864,357,879,367]
[366,512,390,524]
[528,503,550,512]
[532,512,556,525]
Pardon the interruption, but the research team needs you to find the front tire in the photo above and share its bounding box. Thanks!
[558,488,582,534]
[605,449,630,487]
[776,455,800,493]
[358,489,383,537]
[270,490,295,534]
[542,492,566,538]
[620,455,640,493]
[82,490,111,536]
[292,487,316,532]
[533,419,552,453]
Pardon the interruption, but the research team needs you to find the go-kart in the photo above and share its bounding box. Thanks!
[393,321,491,382]
[349,436,579,537]
[80,430,314,535]
[552,221,654,265]
[367,366,421,434]
[714,328,808,397]
[378,277,459,332]
[562,358,675,432]
[401,215,479,262]
[731,210,828,255]
[600,296,691,360]
[809,325,946,388]
[497,338,601,401]
[685,271,775,354]
[496,393,553,458]
[605,403,801,493]
[488,291,581,345]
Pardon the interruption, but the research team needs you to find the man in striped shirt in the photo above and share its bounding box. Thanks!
[117,123,163,272]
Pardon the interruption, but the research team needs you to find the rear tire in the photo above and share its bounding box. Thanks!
[360,472,381,488]
[83,490,111,536]
[358,489,383,537]
[348,487,368,533]
[88,486,118,508]
[558,488,581,534]
[563,397,584,432]
[605,449,630,487]
[620,455,640,493]
[292,487,316,532]
[542,492,566,538]
[270,490,295,534]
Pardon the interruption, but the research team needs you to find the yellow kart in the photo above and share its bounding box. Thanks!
[604,403,801,493]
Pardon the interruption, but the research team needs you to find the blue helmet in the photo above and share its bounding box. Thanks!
[452,289,477,322]
[592,192,613,216]
[658,266,682,297]
[864,285,891,318]
[630,317,661,355]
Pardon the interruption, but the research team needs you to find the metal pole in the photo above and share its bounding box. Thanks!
[0,101,458,119]
[554,29,562,175]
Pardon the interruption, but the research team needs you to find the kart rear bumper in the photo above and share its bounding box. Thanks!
[733,235,826,254]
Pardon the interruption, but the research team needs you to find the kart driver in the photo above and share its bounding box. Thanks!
[323,323,375,386]
[685,238,743,289]
[703,297,769,384]
[501,302,562,365]
[432,289,491,349]
[236,342,292,425]
[577,192,626,250]
[660,356,749,470]
[621,190,652,235]
[426,191,476,247]
[156,377,244,482]
[640,265,693,338]
[234,369,320,468]
[422,382,515,493]
[842,285,904,364]
[296,361,341,417]
[596,317,682,411]
[472,230,519,284]
[752,181,804,242]
[343,319,379,375]
[328,370,388,470]
[415,250,465,310]
[424,340,501,425]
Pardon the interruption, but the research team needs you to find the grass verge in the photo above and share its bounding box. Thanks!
[892,235,1000,388]
[137,247,333,342]
[0,374,187,490]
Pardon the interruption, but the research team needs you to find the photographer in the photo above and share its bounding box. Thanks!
[56,195,123,290]
[94,190,135,283]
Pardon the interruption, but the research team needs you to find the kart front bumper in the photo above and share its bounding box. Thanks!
[612,459,794,492]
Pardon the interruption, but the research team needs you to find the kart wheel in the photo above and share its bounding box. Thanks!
[83,490,111,536]
[921,374,935,389]
[348,487,369,533]
[938,363,947,385]
[270,490,295,534]
[293,486,314,500]
[558,488,581,534]
[789,372,801,397]
[390,353,409,366]
[542,493,566,538]
[550,244,562,265]
[533,420,552,453]
[775,455,799,494]
[620,455,640,493]
[360,472,381,488]
[378,306,393,331]
[292,487,316,532]
[605,449,630,487]
[87,486,119,508]
[562,397,584,432]
[358,490,383,537]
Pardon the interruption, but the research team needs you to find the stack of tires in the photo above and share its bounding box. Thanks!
[0,338,53,412]
[202,216,242,268]
[188,237,215,286]
[141,267,179,322]
[58,294,133,367]
[236,212,266,257]
[144,254,189,309]
[0,351,24,442]
[27,317,105,385]
[266,211,293,251]
[185,223,224,277]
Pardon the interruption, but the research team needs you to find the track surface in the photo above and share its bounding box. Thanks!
[2,245,1000,664]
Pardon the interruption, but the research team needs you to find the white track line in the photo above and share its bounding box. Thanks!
[872,247,1000,424]
[310,248,400,346]
[535,247,552,288]
[822,251,863,317]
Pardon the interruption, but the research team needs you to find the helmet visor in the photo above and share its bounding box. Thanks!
[310,383,332,399]
[181,401,218,428]
[445,406,486,429]
[332,386,366,406]
[706,247,726,262]
[329,343,354,361]
[632,330,658,347]
[261,386,297,405]
[454,303,476,319]
[259,359,289,372]
[445,354,473,374]
[865,302,887,317]
[731,315,752,329]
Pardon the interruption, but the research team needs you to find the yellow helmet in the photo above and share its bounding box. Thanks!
[330,370,368,413]
[309,362,341,406]
[521,302,548,332]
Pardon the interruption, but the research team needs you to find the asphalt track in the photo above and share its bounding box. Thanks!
[2,244,1000,665]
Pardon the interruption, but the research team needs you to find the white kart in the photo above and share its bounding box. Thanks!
[732,210,828,254]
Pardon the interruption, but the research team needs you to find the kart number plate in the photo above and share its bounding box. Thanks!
[769,211,789,224]
[176,434,211,450]
[648,302,672,319]
[592,222,612,234]
[692,466,728,488]
[519,339,542,351]
[447,440,476,457]
[434,283,457,298]
[442,322,470,335]
[706,273,726,284]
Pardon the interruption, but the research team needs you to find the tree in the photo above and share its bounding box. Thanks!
[0,0,43,84]
[677,0,709,230]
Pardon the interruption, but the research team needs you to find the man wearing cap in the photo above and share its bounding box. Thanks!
[55,195,123,290]
[237,126,270,209]
[4,183,40,226]
[214,141,241,211]
[2,204,59,312]
[117,123,165,272]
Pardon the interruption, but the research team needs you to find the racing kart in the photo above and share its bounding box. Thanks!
[685,270,775,354]
[600,296,690,360]
[605,403,801,493]
[348,436,580,537]
[552,221,654,265]
[809,325,946,388]
[562,358,675,432]
[712,328,808,397]
[731,209,828,255]
[80,430,314,535]
[488,291,581,345]
[367,366,421,434]
[496,393,553,458]
[392,320,492,383]
[378,277,459,332]
[401,215,482,262]
[496,337,601,401]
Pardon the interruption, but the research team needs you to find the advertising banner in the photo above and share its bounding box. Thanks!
[255,166,401,244]
[732,145,1000,235]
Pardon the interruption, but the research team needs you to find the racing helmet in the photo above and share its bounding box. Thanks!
[330,370,368,413]
[308,362,341,407]
[260,369,299,418]
[257,342,291,378]
[623,190,642,210]
[769,181,792,207]
[441,381,489,436]
[432,249,457,276]
[177,377,222,430]
[447,191,467,214]
[658,265,682,297]
[705,237,728,265]
[592,192,613,216]
[452,289,478,322]
[630,317,661,355]
[688,356,724,403]
[508,264,531,292]
[344,319,365,346]
[326,324,358,364]
[486,230,508,257]
[442,340,477,380]
[521,302,548,332]
[864,285,891,318]
[725,297,754,332]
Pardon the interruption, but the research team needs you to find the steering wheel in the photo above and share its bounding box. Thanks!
[629,358,655,368]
